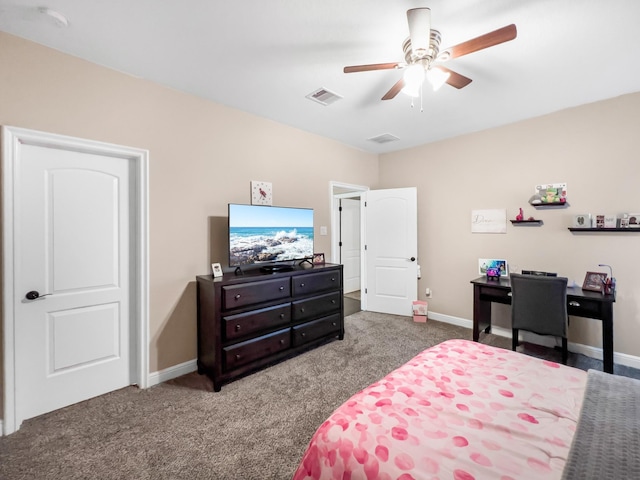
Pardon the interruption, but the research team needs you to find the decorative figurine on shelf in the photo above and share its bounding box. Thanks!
[516,208,524,221]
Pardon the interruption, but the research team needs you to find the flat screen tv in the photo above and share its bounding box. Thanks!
[228,204,314,271]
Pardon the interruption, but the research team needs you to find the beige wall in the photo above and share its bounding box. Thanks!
[0,32,379,390]
[379,93,640,357]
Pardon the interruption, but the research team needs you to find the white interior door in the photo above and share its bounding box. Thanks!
[3,127,149,434]
[362,187,418,315]
[341,198,361,294]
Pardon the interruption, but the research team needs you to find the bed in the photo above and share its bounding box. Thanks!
[292,339,640,480]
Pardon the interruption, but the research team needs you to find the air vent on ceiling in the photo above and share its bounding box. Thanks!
[368,133,400,144]
[305,88,343,106]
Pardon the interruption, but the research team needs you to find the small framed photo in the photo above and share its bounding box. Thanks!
[478,258,508,276]
[628,213,640,228]
[312,253,325,265]
[619,214,630,228]
[211,262,223,278]
[572,214,591,228]
[582,271,607,293]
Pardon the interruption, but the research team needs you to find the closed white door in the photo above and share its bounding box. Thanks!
[341,198,361,294]
[362,188,418,315]
[3,127,148,433]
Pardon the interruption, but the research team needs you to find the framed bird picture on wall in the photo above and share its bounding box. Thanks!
[251,180,272,205]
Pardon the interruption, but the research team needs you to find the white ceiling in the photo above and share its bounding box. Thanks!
[1,0,639,154]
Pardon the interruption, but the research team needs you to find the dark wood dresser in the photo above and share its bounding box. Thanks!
[196,263,344,391]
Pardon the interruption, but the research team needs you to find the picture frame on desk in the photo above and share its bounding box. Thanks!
[582,271,607,293]
[478,258,508,276]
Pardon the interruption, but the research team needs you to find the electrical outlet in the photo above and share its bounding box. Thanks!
[425,287,432,298]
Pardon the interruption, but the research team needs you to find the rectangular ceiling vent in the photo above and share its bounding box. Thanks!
[305,87,343,106]
[368,133,400,144]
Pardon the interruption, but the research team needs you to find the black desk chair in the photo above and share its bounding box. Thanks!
[510,273,569,364]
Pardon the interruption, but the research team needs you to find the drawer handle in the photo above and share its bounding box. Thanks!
[279,313,285,319]
[235,354,241,361]
[279,286,284,291]
[331,299,336,304]
[235,324,241,331]
[331,277,335,282]
[279,339,285,345]
[300,307,305,313]
[507,292,512,297]
[569,300,580,307]
[235,294,241,300]
[301,332,306,337]
[300,283,305,287]
[332,322,337,327]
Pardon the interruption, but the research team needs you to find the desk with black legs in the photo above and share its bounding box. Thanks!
[471,276,616,373]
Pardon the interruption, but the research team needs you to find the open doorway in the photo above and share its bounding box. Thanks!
[330,182,368,317]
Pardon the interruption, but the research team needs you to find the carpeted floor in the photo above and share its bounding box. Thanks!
[0,311,637,480]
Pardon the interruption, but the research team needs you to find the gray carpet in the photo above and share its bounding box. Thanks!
[0,312,637,480]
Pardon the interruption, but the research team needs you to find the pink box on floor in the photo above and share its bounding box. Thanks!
[412,300,428,322]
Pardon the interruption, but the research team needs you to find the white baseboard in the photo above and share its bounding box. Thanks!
[147,359,197,387]
[428,311,640,371]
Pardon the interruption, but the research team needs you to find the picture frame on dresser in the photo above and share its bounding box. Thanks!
[211,262,223,277]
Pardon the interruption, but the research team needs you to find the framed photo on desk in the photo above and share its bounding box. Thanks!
[582,271,607,292]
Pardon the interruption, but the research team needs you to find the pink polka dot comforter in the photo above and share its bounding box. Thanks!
[292,339,587,480]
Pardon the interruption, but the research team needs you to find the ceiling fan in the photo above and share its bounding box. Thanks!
[344,8,517,101]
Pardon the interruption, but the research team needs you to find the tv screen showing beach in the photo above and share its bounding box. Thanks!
[228,204,314,266]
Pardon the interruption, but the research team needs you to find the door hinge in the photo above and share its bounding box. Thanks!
[365,288,367,294]
[339,206,342,212]
[364,201,367,207]
[338,241,342,247]
[364,244,367,250]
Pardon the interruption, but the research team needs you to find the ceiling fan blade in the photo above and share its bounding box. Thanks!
[382,78,405,101]
[407,8,431,56]
[443,24,517,60]
[438,66,473,89]
[344,62,401,73]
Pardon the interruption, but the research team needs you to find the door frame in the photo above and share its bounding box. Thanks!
[329,181,368,265]
[2,126,150,435]
[329,181,368,308]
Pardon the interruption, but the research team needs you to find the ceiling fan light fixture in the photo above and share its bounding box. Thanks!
[427,67,450,91]
[402,64,425,97]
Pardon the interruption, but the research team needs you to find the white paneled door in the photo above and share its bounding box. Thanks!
[3,127,148,434]
[362,187,418,315]
[341,198,361,294]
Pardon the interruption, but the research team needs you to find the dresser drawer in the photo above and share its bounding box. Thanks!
[292,270,341,297]
[223,303,291,341]
[223,278,291,310]
[292,314,341,347]
[292,291,341,322]
[223,328,291,370]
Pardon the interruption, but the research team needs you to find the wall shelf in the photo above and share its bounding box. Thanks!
[511,220,543,225]
[529,201,568,208]
[568,228,640,232]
